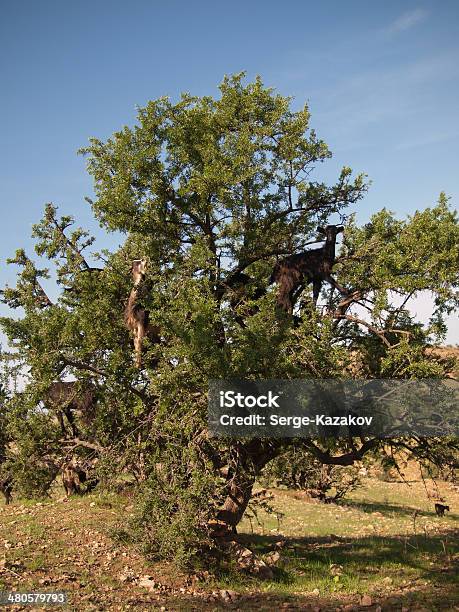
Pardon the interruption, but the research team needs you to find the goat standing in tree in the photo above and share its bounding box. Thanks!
[44,381,96,438]
[124,259,160,368]
[270,225,347,313]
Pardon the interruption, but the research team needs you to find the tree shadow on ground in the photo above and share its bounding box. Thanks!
[145,578,458,611]
[216,530,459,611]
[338,499,441,518]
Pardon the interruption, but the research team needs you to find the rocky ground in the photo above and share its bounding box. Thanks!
[1,471,458,611]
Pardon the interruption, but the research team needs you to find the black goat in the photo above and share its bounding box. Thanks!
[435,503,450,516]
[270,225,348,313]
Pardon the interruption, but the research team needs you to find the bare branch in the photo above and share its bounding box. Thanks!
[333,313,392,346]
[302,438,380,465]
[60,438,105,453]
[61,356,150,402]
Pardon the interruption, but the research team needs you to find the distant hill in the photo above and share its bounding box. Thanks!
[427,346,459,378]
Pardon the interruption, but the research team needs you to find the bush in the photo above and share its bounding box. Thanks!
[261,447,362,502]
[125,445,221,569]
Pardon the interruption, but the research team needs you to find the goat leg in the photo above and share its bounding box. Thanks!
[277,275,299,314]
[312,279,322,305]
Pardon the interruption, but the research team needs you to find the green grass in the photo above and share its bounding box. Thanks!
[227,477,459,608]
[235,531,456,593]
[1,476,458,610]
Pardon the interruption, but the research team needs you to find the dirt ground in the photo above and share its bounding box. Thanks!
[1,473,458,611]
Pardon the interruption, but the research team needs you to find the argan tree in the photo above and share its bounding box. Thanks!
[1,74,458,564]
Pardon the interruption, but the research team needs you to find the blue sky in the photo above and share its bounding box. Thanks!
[1,0,458,341]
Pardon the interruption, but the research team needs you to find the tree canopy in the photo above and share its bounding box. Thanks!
[1,74,458,565]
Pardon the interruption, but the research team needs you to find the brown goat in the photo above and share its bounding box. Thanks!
[62,458,86,496]
[124,259,160,368]
[44,381,96,438]
[0,474,13,505]
[270,225,347,313]
[62,457,98,496]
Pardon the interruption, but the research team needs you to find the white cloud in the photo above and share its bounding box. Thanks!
[309,51,459,148]
[395,130,459,151]
[388,8,428,34]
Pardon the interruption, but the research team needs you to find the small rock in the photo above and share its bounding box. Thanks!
[219,589,231,601]
[118,571,136,583]
[330,563,343,576]
[89,502,96,507]
[138,576,156,590]
[265,551,281,566]
[312,588,320,596]
[360,595,372,607]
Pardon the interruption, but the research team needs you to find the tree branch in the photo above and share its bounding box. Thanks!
[333,313,392,347]
[49,215,91,270]
[61,356,150,402]
[60,438,105,453]
[302,438,380,465]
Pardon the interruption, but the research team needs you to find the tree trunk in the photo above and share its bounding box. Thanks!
[217,470,255,528]
[216,439,282,530]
